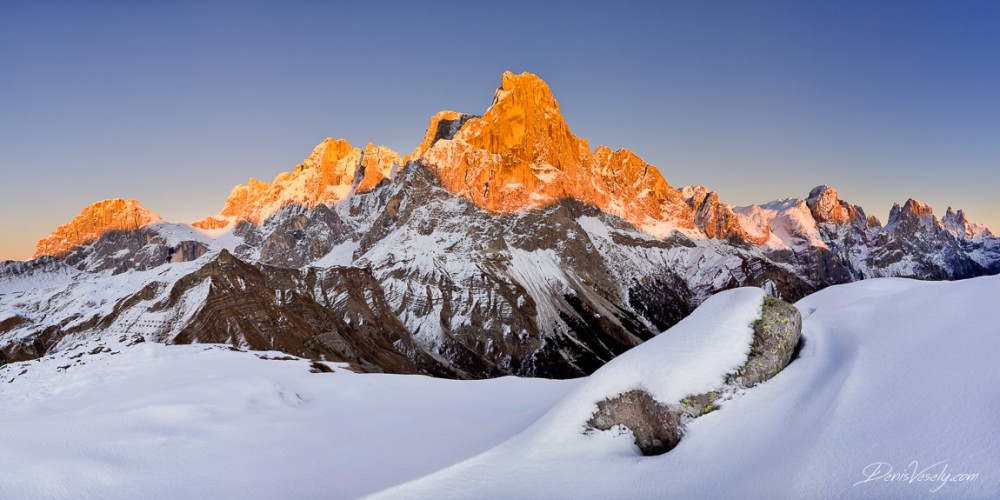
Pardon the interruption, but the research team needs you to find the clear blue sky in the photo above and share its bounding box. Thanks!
[2,1,998,260]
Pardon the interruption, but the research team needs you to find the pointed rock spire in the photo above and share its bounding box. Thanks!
[888,199,935,228]
[417,71,694,237]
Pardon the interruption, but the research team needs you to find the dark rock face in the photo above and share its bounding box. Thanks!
[587,295,802,456]
[867,199,985,279]
[42,227,211,274]
[588,390,682,455]
[256,204,349,267]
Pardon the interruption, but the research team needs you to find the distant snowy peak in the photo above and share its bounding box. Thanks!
[34,198,162,258]
[943,206,994,240]
[735,197,827,251]
[193,139,400,229]
[418,71,695,238]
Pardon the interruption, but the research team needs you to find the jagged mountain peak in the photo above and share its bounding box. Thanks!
[492,71,560,113]
[805,185,862,225]
[34,198,162,258]
[405,110,472,163]
[452,71,582,170]
[192,137,400,229]
[888,198,935,226]
[417,71,694,237]
[679,186,762,244]
[942,206,994,240]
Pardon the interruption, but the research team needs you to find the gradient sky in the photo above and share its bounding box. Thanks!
[2,1,999,260]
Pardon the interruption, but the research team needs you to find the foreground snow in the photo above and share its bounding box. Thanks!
[382,277,1000,499]
[2,277,998,498]
[0,341,577,498]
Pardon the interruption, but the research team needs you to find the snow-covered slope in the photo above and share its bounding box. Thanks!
[378,276,1000,499]
[1,276,997,498]
[0,338,577,498]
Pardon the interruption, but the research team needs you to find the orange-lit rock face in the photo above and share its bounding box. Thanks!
[405,110,469,164]
[418,71,694,237]
[34,199,162,258]
[191,216,230,230]
[685,190,763,244]
[194,138,400,228]
[356,143,401,194]
[806,185,859,225]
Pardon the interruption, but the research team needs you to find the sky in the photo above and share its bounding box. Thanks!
[1,0,998,260]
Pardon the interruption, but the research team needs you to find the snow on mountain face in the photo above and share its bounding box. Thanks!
[4,70,1000,378]
[33,198,162,258]
[734,189,998,283]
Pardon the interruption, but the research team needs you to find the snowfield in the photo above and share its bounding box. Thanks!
[2,276,999,499]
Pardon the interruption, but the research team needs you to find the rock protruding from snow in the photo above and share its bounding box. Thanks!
[34,199,162,258]
[587,390,681,455]
[586,291,801,455]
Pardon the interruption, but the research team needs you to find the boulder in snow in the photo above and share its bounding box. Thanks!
[587,293,802,455]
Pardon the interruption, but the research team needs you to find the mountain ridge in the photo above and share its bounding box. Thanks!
[5,71,999,379]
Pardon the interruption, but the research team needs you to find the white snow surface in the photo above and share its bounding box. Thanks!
[313,240,361,268]
[380,277,1000,499]
[0,340,576,499]
[735,198,827,251]
[2,277,998,498]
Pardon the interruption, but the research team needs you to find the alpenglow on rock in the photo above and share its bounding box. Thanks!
[2,71,999,379]
[419,71,697,238]
[33,199,162,258]
[193,139,400,230]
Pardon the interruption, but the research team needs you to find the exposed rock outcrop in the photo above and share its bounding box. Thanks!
[866,199,985,279]
[587,294,802,455]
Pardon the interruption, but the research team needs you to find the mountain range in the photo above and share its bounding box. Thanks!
[3,71,998,377]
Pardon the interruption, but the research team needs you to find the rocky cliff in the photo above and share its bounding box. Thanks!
[4,71,999,378]
[34,199,162,258]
